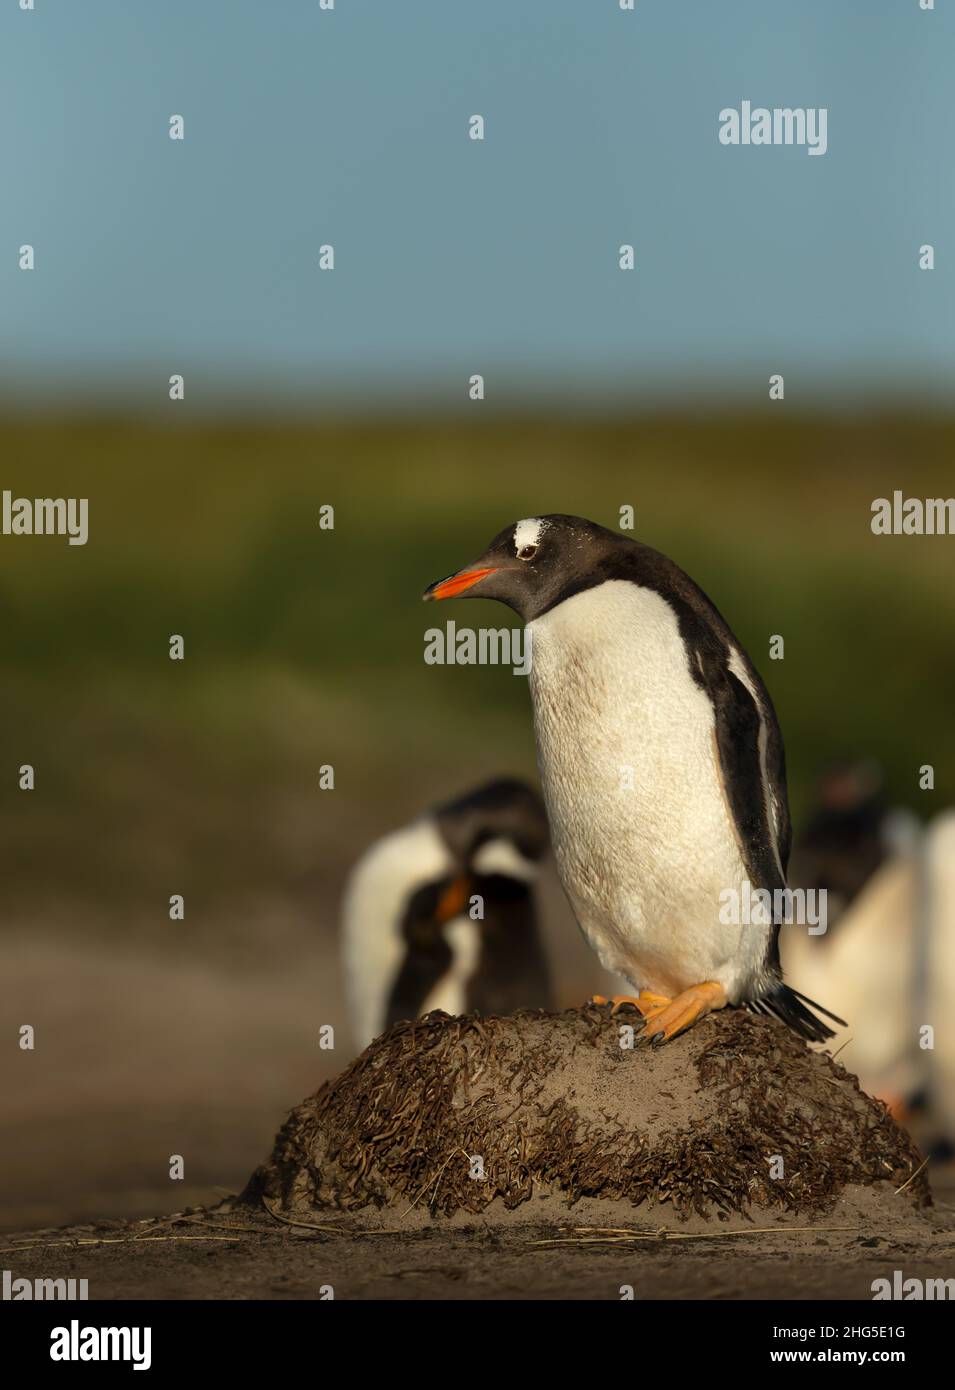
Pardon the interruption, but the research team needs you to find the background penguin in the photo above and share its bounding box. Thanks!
[424,513,842,1044]
[924,811,955,1154]
[788,759,920,930]
[783,841,921,1116]
[341,777,552,1050]
[784,806,955,1152]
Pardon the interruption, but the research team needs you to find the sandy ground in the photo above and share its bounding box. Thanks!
[5,1193,955,1301]
[6,924,953,1301]
[0,880,611,1234]
[0,934,344,1233]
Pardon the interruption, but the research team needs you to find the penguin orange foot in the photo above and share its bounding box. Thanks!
[639,981,727,1044]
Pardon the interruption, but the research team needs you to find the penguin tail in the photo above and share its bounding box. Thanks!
[750,982,846,1044]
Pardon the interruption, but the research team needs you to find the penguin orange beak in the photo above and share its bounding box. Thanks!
[435,875,472,923]
[423,566,498,601]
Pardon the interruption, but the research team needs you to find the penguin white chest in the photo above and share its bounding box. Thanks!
[527,581,757,999]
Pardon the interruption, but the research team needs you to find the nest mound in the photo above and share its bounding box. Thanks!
[243,1006,930,1225]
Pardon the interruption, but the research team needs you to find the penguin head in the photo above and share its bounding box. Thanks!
[434,777,549,875]
[423,514,619,622]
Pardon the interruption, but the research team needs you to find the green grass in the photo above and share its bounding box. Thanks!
[2,412,952,936]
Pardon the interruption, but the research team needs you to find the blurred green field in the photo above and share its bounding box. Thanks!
[2,412,953,947]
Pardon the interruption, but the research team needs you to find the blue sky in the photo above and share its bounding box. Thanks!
[1,0,952,414]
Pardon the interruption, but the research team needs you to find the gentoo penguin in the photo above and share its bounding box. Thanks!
[788,760,920,930]
[784,808,955,1145]
[782,848,921,1115]
[424,514,842,1044]
[923,811,955,1150]
[341,778,552,1050]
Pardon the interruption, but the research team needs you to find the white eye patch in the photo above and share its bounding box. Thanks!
[470,837,538,882]
[513,517,548,553]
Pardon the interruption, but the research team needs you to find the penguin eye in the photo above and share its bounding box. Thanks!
[517,544,539,561]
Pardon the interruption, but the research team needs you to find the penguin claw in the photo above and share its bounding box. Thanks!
[639,981,728,1044]
[592,988,723,1047]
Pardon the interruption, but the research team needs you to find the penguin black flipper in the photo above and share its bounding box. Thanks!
[705,661,790,897]
[697,649,844,1042]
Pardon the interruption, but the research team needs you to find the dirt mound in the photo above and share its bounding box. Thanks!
[242,1005,930,1226]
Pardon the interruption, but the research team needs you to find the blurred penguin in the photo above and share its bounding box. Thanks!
[341,778,552,1050]
[782,841,922,1116]
[787,760,920,931]
[783,770,955,1149]
[784,762,921,1116]
[923,811,955,1152]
